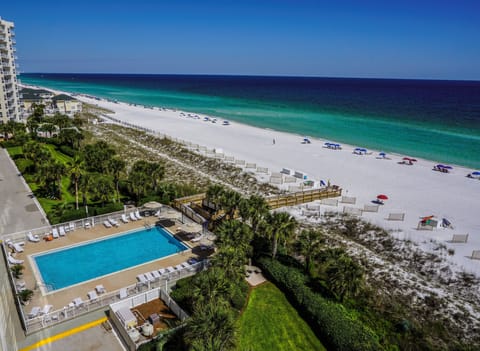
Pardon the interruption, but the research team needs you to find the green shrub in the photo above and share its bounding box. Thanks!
[15,158,35,174]
[257,257,382,351]
[230,279,249,311]
[91,203,124,216]
[59,145,76,157]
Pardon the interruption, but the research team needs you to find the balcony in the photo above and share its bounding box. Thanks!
[0,35,6,42]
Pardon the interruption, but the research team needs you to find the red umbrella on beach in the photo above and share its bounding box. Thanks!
[402,157,411,161]
[377,194,388,200]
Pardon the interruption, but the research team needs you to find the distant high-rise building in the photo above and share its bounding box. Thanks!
[0,17,22,124]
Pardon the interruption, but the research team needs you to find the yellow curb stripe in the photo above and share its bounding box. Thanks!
[19,317,107,351]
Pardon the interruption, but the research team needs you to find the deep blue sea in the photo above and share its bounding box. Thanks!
[20,73,480,169]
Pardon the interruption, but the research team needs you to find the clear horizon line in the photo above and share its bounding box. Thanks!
[18,72,480,83]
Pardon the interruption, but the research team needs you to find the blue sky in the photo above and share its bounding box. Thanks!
[2,0,480,79]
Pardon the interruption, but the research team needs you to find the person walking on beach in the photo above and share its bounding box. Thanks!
[273,138,276,145]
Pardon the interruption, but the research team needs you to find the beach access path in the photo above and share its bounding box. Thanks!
[63,93,480,275]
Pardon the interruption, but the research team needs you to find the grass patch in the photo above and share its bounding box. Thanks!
[237,282,326,351]
[7,146,23,157]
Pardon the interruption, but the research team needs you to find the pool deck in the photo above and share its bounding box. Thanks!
[11,218,211,314]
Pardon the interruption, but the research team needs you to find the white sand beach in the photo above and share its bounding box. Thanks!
[28,87,480,276]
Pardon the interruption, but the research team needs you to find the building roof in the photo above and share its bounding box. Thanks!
[20,87,53,96]
[52,94,76,102]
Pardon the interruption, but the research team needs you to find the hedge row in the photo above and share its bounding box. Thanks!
[257,257,382,351]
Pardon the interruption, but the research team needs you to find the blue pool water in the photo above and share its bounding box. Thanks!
[34,226,188,291]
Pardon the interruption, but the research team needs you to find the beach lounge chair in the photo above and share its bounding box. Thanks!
[73,297,84,308]
[166,266,175,274]
[136,274,148,284]
[151,270,161,280]
[135,210,142,220]
[28,306,41,318]
[69,222,75,231]
[27,232,40,243]
[174,264,184,271]
[144,272,155,282]
[8,253,24,265]
[103,220,112,228]
[87,290,98,301]
[119,288,128,299]
[129,212,138,221]
[59,226,66,236]
[108,217,119,227]
[41,304,53,315]
[11,241,25,253]
[84,221,91,229]
[96,284,106,294]
[52,228,59,238]
[181,262,190,269]
[121,214,129,223]
[191,235,203,243]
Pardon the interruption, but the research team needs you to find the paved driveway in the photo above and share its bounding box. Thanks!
[0,148,47,236]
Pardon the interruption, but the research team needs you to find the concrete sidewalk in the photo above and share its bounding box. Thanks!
[0,148,47,237]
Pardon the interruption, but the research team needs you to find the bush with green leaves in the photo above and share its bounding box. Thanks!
[257,257,382,351]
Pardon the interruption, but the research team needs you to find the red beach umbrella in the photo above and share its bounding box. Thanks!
[410,158,417,162]
[402,157,411,161]
[377,194,388,200]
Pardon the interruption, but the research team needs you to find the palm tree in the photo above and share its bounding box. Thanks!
[51,162,66,200]
[205,184,225,208]
[191,268,233,308]
[215,220,253,255]
[264,211,297,258]
[219,190,242,220]
[296,228,325,274]
[212,246,247,283]
[325,254,364,302]
[108,158,126,202]
[150,161,165,193]
[68,156,84,209]
[89,175,115,206]
[238,195,269,234]
[185,301,237,351]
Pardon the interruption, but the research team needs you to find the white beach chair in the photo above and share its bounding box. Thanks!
[158,268,167,276]
[7,240,25,253]
[191,235,203,243]
[73,297,84,308]
[27,232,40,243]
[135,210,142,220]
[151,270,161,280]
[130,212,138,221]
[59,226,66,236]
[8,253,24,265]
[28,306,41,318]
[108,217,119,227]
[181,262,190,269]
[104,220,112,228]
[174,264,184,271]
[121,214,130,223]
[96,284,106,294]
[119,288,128,299]
[84,221,91,229]
[87,290,98,301]
[166,266,175,274]
[144,272,155,282]
[69,222,75,231]
[41,304,53,315]
[136,274,148,284]
[52,228,59,238]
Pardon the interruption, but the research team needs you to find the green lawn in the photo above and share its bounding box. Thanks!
[7,145,23,157]
[237,282,326,351]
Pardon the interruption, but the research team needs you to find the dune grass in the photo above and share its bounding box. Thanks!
[237,282,326,351]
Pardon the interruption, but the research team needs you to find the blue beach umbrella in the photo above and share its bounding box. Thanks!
[379,152,386,156]
[472,171,480,175]
[443,165,453,169]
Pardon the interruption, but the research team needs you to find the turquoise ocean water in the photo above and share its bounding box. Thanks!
[20,74,480,169]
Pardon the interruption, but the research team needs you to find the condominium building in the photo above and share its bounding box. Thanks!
[0,17,22,124]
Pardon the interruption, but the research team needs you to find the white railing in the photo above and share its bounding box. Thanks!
[23,261,206,334]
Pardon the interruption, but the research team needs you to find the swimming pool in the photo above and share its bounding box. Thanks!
[33,226,188,291]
